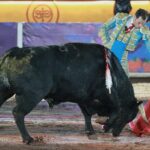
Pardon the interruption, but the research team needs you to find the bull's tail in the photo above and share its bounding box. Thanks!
[105,48,112,94]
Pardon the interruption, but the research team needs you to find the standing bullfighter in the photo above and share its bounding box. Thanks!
[99,8,150,76]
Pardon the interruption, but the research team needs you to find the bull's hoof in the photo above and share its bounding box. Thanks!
[85,130,97,140]
[23,136,44,144]
[34,136,44,143]
[112,130,120,137]
[23,137,34,144]
[88,134,98,140]
[112,133,119,137]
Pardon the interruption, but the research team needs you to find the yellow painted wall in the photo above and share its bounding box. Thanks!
[0,1,149,22]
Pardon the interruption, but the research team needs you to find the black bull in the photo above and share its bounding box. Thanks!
[0,43,140,144]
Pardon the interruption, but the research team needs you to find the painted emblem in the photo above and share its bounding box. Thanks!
[26,3,59,22]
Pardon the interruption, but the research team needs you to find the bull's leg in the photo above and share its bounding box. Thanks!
[78,104,95,135]
[12,93,41,144]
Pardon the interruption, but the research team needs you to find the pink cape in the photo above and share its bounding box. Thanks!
[129,100,150,136]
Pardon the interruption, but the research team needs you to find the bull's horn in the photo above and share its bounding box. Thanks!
[138,104,149,123]
[136,98,145,101]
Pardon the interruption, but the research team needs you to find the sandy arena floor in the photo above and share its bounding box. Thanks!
[0,100,150,150]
